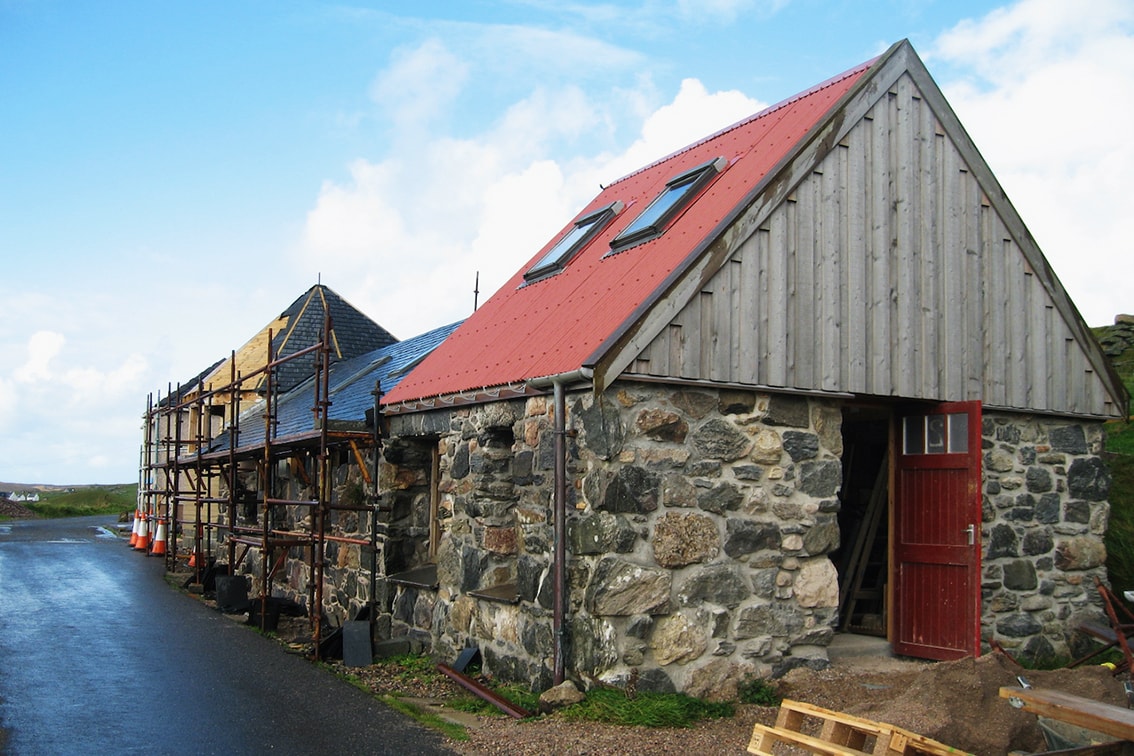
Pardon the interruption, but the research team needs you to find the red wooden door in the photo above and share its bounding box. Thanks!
[892,401,982,660]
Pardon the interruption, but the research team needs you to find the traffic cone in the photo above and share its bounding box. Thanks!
[150,517,167,556]
[129,509,141,546]
[188,522,203,567]
[134,515,150,551]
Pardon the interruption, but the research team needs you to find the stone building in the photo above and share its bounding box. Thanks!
[374,40,1127,696]
[146,41,1127,698]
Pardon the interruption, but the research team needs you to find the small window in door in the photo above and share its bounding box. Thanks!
[902,413,969,455]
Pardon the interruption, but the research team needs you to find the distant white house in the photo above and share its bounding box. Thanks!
[7,492,40,502]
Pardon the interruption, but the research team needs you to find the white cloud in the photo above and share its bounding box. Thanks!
[14,330,65,383]
[601,78,764,179]
[931,0,1134,326]
[0,377,16,430]
[676,0,787,22]
[302,45,765,340]
[369,38,469,134]
[0,320,154,482]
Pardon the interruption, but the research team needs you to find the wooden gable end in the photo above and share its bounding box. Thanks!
[615,45,1124,419]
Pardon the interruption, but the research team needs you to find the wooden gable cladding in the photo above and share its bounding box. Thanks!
[618,49,1123,419]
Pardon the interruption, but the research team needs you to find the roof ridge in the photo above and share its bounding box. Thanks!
[607,56,878,188]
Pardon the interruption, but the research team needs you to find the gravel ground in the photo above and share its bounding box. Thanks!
[251,613,1132,755]
[331,648,1131,755]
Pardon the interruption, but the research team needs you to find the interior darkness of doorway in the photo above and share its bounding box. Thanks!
[834,405,891,637]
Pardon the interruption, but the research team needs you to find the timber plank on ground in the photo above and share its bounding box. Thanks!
[999,686,1134,743]
[748,699,971,756]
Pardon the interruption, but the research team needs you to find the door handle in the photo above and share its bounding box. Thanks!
[965,524,975,546]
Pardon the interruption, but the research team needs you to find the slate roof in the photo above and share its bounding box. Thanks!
[382,54,873,406]
[201,284,398,397]
[211,321,462,454]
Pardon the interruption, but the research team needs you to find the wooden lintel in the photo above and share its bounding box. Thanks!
[289,455,312,486]
[348,440,372,486]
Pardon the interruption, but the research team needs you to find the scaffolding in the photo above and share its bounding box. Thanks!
[137,315,383,659]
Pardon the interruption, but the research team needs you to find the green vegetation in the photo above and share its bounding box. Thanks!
[1106,420,1134,456]
[342,653,735,735]
[378,694,471,741]
[1101,315,1134,593]
[445,682,541,717]
[23,484,137,518]
[375,652,438,681]
[738,676,781,706]
[1104,446,1134,593]
[559,687,734,728]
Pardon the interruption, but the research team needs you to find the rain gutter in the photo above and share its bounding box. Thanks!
[526,367,594,685]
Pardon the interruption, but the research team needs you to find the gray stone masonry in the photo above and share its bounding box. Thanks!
[388,385,846,696]
[225,456,380,627]
[213,389,1115,691]
[980,412,1112,664]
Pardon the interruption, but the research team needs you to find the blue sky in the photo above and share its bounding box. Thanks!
[2,0,1132,485]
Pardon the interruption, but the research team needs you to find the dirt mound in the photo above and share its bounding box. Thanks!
[777,653,1127,754]
[0,499,35,518]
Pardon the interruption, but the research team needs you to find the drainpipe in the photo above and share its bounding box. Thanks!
[526,367,593,686]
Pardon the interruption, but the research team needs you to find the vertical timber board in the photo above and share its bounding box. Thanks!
[729,257,744,382]
[737,239,758,385]
[767,207,788,386]
[820,159,842,392]
[982,203,1006,407]
[917,89,941,400]
[794,169,816,389]
[868,99,892,397]
[940,124,963,399]
[845,129,867,392]
[893,80,917,399]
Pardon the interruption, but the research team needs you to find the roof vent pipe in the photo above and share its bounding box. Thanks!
[526,367,593,685]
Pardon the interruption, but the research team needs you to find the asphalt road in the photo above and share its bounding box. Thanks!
[0,515,455,755]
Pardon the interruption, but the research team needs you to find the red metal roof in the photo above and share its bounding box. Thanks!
[384,57,874,406]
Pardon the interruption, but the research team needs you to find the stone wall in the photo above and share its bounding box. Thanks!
[387,383,846,697]
[207,392,1115,684]
[980,412,1112,662]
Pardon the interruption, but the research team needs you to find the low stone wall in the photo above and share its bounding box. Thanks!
[980,412,1112,662]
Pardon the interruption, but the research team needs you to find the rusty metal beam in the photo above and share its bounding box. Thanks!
[436,664,531,719]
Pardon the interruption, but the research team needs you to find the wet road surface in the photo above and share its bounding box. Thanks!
[0,515,455,755]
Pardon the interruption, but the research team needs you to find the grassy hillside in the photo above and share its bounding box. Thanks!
[8,484,137,519]
[1098,316,1134,592]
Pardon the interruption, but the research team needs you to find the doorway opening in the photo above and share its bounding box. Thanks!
[834,404,891,637]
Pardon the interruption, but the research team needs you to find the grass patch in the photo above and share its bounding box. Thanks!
[560,688,734,728]
[1106,420,1134,456]
[445,682,541,717]
[738,676,781,706]
[23,484,137,518]
[373,652,449,687]
[1104,451,1134,593]
[379,694,470,741]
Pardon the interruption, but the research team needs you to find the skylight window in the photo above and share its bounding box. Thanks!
[610,156,728,250]
[524,201,623,282]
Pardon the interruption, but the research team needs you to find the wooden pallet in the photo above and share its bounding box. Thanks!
[748,699,971,756]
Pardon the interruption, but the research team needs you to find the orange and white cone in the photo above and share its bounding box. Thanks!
[150,517,167,557]
[129,510,140,547]
[134,515,150,551]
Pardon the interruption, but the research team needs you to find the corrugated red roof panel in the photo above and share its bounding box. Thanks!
[384,57,874,406]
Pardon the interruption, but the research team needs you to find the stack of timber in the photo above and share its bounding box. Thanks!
[748,699,970,756]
